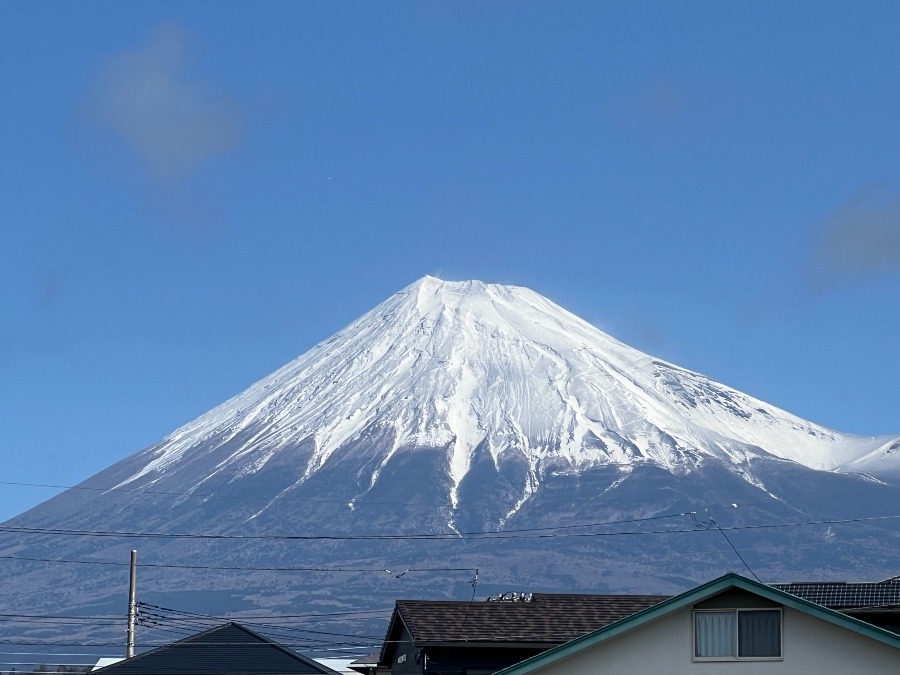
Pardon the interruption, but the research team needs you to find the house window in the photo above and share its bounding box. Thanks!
[694,609,781,660]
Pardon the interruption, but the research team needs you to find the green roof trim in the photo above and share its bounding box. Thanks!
[494,573,900,675]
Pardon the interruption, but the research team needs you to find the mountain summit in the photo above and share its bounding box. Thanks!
[110,276,896,527]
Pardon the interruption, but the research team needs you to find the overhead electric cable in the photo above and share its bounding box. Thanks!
[4,479,759,508]
[688,512,762,582]
[136,604,387,641]
[137,604,392,620]
[0,613,122,620]
[0,480,422,507]
[3,513,899,541]
[0,638,387,649]
[0,553,475,575]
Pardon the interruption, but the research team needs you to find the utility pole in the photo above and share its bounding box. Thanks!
[126,549,137,658]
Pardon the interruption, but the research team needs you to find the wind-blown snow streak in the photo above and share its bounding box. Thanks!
[113,276,899,515]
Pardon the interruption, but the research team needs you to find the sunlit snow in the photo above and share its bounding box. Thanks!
[111,276,898,515]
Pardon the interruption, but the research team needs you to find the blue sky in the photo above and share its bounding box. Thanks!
[2,2,898,522]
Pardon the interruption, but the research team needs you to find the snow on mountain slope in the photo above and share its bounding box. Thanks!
[113,276,897,513]
[841,436,900,480]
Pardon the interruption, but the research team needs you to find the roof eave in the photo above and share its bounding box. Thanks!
[417,640,565,649]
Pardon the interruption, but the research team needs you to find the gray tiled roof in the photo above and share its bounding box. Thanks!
[94,623,339,675]
[772,580,900,609]
[396,593,670,644]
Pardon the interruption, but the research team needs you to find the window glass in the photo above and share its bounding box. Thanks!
[695,611,736,657]
[739,610,781,658]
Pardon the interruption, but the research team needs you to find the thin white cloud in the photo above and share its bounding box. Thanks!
[808,188,900,290]
[85,22,240,179]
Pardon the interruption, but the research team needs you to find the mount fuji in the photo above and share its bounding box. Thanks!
[2,276,899,646]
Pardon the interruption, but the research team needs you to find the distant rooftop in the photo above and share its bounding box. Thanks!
[773,579,900,610]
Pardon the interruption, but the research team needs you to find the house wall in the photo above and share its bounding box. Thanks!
[389,625,420,675]
[386,619,551,675]
[527,605,900,675]
[419,646,546,675]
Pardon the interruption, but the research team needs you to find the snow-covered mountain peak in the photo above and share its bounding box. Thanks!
[400,275,560,326]
[391,275,632,355]
[116,277,897,515]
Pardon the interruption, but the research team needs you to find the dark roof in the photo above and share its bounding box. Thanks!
[94,622,339,675]
[772,580,900,609]
[397,593,670,644]
[348,653,380,674]
[385,592,668,652]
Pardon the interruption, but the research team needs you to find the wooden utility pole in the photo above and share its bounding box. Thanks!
[126,549,137,658]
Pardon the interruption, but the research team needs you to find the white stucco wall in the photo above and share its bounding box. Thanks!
[527,605,900,675]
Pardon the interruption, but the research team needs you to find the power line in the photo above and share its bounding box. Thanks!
[0,638,384,649]
[0,652,113,656]
[136,606,392,621]
[0,481,411,507]
[140,618,382,644]
[0,610,387,620]
[0,512,689,540]
[0,614,121,621]
[689,512,762,582]
[3,480,767,511]
[137,604,386,641]
[2,513,899,541]
[0,663,99,668]
[0,609,392,625]
[456,568,479,635]
[135,610,388,648]
[0,619,121,628]
[0,554,475,575]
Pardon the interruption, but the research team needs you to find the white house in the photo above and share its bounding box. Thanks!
[494,573,900,675]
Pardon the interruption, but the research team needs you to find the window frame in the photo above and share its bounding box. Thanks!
[692,608,783,662]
